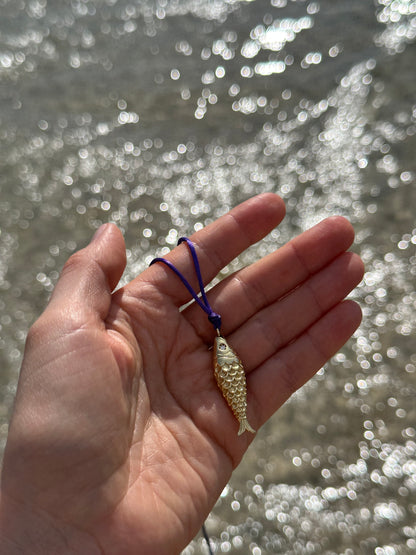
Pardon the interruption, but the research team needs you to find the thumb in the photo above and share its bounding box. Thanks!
[47,223,126,320]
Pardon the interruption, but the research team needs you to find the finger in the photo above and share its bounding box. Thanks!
[232,251,364,372]
[48,223,127,320]
[125,193,286,306]
[183,216,357,341]
[247,299,362,429]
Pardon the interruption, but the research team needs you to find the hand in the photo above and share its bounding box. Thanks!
[0,194,364,554]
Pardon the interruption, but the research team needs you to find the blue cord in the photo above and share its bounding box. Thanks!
[150,237,222,332]
[150,238,218,553]
[201,522,214,555]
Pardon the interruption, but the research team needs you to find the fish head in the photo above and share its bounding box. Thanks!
[214,335,236,363]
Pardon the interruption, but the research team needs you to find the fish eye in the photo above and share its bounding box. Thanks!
[218,342,227,351]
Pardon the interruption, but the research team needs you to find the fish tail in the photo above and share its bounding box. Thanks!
[238,417,256,436]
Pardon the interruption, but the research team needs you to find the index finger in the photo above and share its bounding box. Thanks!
[124,193,286,306]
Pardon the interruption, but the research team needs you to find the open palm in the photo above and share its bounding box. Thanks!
[1,194,364,554]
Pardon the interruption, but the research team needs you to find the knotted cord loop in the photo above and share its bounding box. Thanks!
[149,237,222,332]
[150,237,219,553]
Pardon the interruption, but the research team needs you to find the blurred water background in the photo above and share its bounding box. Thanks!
[0,0,415,553]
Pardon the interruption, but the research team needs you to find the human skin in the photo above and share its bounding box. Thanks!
[0,194,364,554]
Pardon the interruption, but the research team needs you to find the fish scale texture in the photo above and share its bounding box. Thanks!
[213,337,255,435]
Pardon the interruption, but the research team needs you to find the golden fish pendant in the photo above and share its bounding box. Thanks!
[213,334,255,435]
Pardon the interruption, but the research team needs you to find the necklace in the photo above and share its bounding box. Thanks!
[150,237,255,436]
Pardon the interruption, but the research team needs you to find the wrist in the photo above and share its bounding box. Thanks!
[0,492,102,555]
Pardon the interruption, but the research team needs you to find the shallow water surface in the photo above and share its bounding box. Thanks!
[0,0,415,553]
